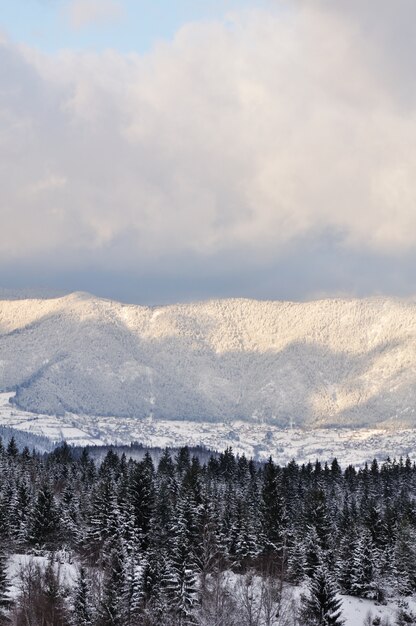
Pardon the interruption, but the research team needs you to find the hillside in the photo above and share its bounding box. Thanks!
[1,292,416,428]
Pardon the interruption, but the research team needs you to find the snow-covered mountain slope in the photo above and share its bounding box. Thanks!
[1,292,416,428]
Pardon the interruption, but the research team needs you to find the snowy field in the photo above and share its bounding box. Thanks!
[339,594,416,626]
[2,392,416,465]
[5,552,416,625]
[7,552,78,598]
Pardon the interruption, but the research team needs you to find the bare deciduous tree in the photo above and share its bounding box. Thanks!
[11,558,70,626]
[198,570,239,626]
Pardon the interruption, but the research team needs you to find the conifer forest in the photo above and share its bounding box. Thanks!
[0,437,415,625]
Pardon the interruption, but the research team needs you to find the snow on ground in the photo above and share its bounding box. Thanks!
[1,392,416,465]
[0,393,104,448]
[6,551,78,600]
[3,292,416,428]
[341,595,389,625]
[5,552,416,625]
[290,581,412,626]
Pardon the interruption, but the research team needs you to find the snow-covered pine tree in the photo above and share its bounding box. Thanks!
[15,480,32,546]
[29,482,59,547]
[163,498,199,625]
[304,488,333,554]
[123,555,144,626]
[350,529,383,601]
[97,539,126,626]
[175,447,192,478]
[0,547,10,621]
[129,457,155,550]
[304,526,325,579]
[158,448,175,477]
[83,477,117,564]
[392,523,416,596]
[287,533,307,584]
[60,483,81,547]
[234,497,260,568]
[299,562,344,626]
[6,437,18,458]
[72,567,92,626]
[139,547,166,617]
[261,457,287,558]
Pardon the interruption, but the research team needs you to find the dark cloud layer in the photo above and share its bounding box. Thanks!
[2,235,416,305]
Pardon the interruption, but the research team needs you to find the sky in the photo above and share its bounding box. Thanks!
[0,0,416,304]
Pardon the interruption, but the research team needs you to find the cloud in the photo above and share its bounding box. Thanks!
[63,0,124,30]
[1,1,416,300]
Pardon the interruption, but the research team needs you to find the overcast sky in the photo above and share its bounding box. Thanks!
[0,0,416,304]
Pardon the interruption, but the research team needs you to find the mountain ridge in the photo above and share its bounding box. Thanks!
[1,292,416,428]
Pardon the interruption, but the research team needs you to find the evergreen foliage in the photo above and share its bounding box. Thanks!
[0,439,415,622]
[0,548,10,621]
[73,567,93,626]
[300,563,344,626]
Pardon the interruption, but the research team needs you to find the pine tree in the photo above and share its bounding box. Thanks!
[124,555,143,625]
[304,526,324,579]
[139,549,164,613]
[0,548,10,621]
[336,526,357,594]
[83,478,117,563]
[15,480,31,545]
[6,437,18,458]
[287,533,307,583]
[261,458,287,558]
[129,458,155,550]
[98,540,126,626]
[175,447,191,477]
[350,529,382,600]
[234,497,260,568]
[73,567,92,626]
[163,499,199,625]
[60,483,81,547]
[299,563,344,626]
[29,483,58,547]
[392,524,416,596]
[304,488,333,553]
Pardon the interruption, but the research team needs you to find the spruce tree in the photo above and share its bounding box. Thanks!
[73,567,92,626]
[261,458,287,557]
[98,540,126,626]
[30,483,58,547]
[300,563,344,626]
[0,548,10,621]
[163,499,199,625]
[392,524,416,596]
[350,529,382,600]
[124,556,143,625]
[6,437,18,458]
[129,459,155,550]
[287,534,307,583]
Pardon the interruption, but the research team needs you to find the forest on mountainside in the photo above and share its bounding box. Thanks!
[4,294,416,429]
[0,438,415,624]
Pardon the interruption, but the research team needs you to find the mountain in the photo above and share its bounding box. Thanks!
[1,292,416,428]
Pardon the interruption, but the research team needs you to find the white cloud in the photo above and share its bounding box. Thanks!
[1,2,416,279]
[29,175,67,195]
[64,0,124,30]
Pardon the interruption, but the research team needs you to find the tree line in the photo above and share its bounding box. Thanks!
[0,436,415,624]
